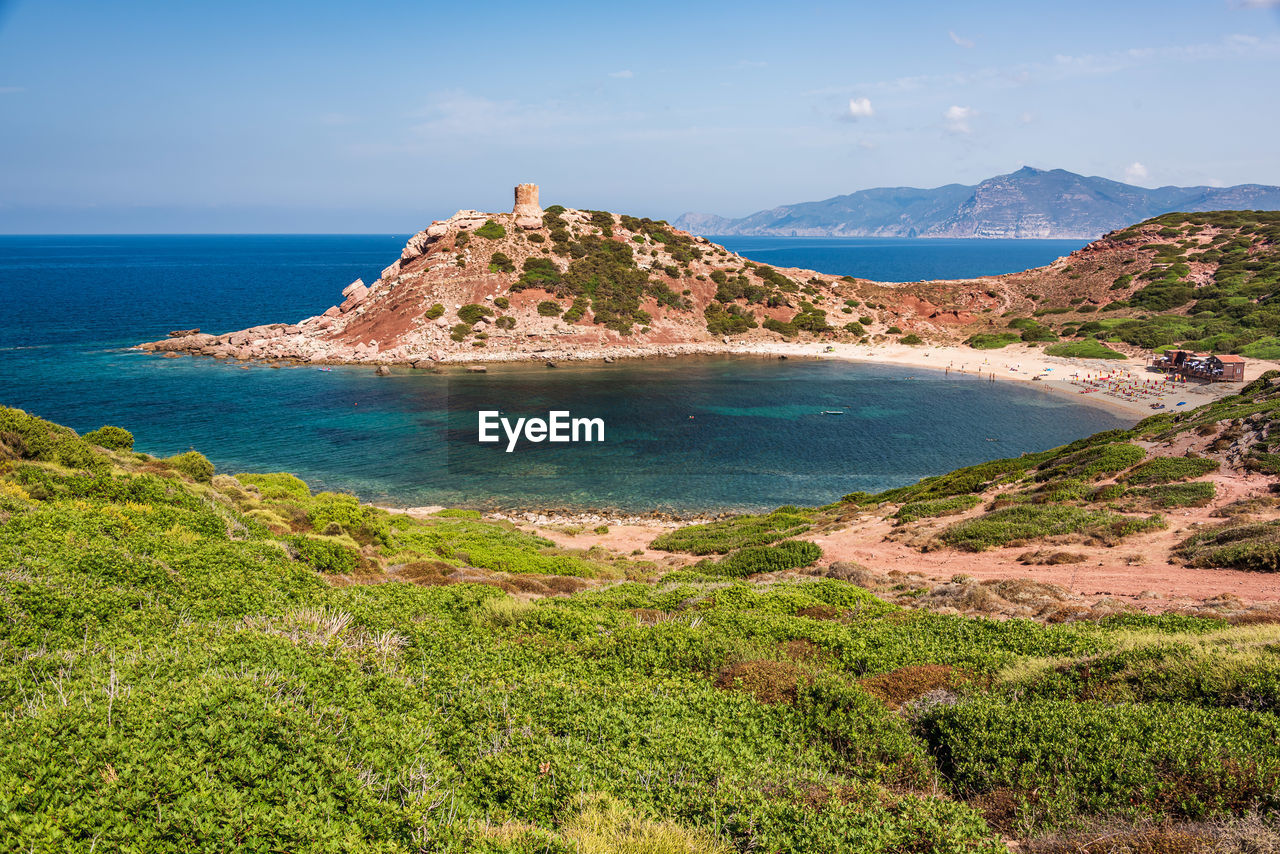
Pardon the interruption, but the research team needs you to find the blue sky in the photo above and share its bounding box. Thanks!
[1,0,1278,232]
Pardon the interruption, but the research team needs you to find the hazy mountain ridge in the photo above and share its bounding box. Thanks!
[674,167,1280,239]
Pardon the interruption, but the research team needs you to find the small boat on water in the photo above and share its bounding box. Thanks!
[821,410,845,415]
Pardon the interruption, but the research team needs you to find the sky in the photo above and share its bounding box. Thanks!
[1,0,1279,233]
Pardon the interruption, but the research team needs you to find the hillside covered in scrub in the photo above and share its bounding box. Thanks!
[4,390,1280,852]
[653,370,1280,606]
[960,210,1280,361]
[136,184,1280,365]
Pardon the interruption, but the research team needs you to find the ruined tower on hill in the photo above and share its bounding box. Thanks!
[513,183,543,228]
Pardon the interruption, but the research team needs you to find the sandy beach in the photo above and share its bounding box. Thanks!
[704,339,1259,419]
[431,338,1251,419]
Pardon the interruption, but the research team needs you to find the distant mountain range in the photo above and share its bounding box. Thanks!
[673,167,1280,239]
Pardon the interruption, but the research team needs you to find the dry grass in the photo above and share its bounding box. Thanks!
[1018,550,1089,565]
[795,603,844,620]
[467,793,732,854]
[714,659,805,705]
[1020,813,1280,854]
[861,664,968,709]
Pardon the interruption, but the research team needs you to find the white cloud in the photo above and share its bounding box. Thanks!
[944,105,975,133]
[608,70,634,79]
[1232,0,1280,8]
[1124,161,1149,183]
[949,30,975,48]
[845,97,874,119]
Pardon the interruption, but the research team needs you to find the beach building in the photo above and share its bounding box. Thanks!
[1151,349,1245,382]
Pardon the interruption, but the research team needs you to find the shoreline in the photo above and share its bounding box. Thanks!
[146,338,1247,420]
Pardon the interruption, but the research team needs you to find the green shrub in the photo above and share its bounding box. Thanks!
[965,333,1021,350]
[424,303,445,320]
[516,257,562,290]
[165,450,214,483]
[763,317,798,337]
[494,296,510,309]
[1035,442,1146,482]
[0,406,107,471]
[290,534,361,573]
[489,252,515,273]
[1175,520,1280,571]
[450,323,471,341]
[844,322,865,336]
[559,297,588,324]
[1043,339,1126,359]
[474,220,506,240]
[235,472,310,500]
[918,697,1280,826]
[651,507,813,554]
[899,334,923,345]
[457,303,493,325]
[82,425,134,451]
[894,495,980,524]
[940,505,1142,551]
[537,300,562,317]
[706,539,822,577]
[495,315,516,329]
[705,303,757,336]
[1125,455,1220,485]
[1128,481,1216,508]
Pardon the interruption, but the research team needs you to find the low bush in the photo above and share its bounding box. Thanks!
[474,220,506,240]
[1044,340,1126,359]
[1125,455,1220,485]
[457,303,493,325]
[894,495,980,524]
[537,300,562,317]
[918,697,1280,827]
[940,505,1145,551]
[235,472,310,500]
[966,333,1021,350]
[290,534,361,573]
[705,539,822,577]
[165,450,214,483]
[82,425,134,451]
[651,507,813,554]
[424,303,445,320]
[1128,481,1216,508]
[488,251,515,273]
[1175,520,1280,572]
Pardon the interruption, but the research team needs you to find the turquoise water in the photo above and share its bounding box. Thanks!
[0,235,1122,512]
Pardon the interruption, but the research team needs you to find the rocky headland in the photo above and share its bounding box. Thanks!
[139,192,1280,392]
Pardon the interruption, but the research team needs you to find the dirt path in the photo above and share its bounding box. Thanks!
[527,472,1280,608]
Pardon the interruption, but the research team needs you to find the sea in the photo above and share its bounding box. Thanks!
[0,233,1124,513]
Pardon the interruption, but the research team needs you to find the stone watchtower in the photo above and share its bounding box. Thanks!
[513,183,543,228]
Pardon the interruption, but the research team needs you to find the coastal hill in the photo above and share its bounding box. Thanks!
[2,374,1280,850]
[673,166,1280,239]
[140,189,1280,369]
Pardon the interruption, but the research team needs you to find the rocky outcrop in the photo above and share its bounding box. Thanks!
[138,185,1226,367]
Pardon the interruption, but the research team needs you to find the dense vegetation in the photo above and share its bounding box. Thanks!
[3,395,1280,852]
[1042,211,1280,357]
[506,214,695,334]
